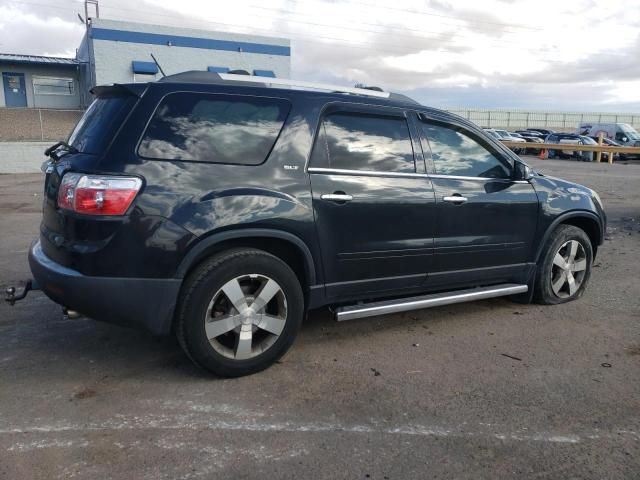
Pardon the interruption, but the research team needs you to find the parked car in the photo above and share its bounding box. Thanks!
[527,128,556,136]
[545,133,586,160]
[512,132,544,154]
[515,130,546,139]
[11,72,606,377]
[589,136,623,161]
[484,128,526,154]
[577,122,640,147]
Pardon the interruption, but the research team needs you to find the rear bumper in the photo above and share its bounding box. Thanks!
[29,241,181,335]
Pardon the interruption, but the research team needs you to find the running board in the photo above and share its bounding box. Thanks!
[334,283,528,322]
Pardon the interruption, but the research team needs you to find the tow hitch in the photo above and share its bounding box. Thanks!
[4,280,39,306]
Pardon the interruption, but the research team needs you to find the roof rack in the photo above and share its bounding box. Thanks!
[218,73,391,99]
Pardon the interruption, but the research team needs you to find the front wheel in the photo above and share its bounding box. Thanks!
[176,249,304,377]
[534,225,593,304]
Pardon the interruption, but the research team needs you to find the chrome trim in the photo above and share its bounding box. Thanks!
[335,283,528,321]
[429,174,524,182]
[219,74,391,99]
[308,168,529,183]
[443,195,468,204]
[320,193,353,202]
[308,167,428,179]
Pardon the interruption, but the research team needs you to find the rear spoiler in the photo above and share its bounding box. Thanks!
[90,83,148,98]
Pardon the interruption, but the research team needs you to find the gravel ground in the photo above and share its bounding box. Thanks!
[0,156,639,479]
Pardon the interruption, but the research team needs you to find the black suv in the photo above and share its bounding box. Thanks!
[24,72,606,377]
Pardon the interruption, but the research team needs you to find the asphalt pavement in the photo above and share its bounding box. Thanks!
[0,156,638,479]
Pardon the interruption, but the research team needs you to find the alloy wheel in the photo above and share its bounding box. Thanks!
[204,274,288,360]
[550,240,587,298]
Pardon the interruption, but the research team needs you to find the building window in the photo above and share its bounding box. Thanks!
[32,76,75,95]
[133,73,157,83]
[132,61,159,83]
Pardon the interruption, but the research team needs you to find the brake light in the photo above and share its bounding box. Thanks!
[57,173,142,215]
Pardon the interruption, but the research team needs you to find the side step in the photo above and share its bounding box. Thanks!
[334,283,528,322]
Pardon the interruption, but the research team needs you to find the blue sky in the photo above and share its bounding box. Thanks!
[1,0,639,111]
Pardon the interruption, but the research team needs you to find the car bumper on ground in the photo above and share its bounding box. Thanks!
[28,241,181,335]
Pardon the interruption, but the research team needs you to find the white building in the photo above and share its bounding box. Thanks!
[1,18,291,109]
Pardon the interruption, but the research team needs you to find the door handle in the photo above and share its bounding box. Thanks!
[321,193,353,203]
[443,195,468,204]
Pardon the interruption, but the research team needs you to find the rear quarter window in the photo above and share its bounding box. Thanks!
[68,94,136,154]
[138,92,290,165]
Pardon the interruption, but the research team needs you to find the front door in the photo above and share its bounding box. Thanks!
[414,113,539,289]
[2,72,27,107]
[309,105,437,301]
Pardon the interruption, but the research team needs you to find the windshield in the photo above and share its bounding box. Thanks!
[619,124,640,140]
[68,94,136,154]
[580,136,597,145]
[495,130,509,138]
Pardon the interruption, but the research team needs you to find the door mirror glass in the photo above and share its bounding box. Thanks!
[513,161,532,181]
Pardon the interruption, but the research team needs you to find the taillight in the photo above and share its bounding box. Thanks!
[57,173,142,215]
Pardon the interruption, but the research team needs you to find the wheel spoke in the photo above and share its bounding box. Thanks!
[568,241,579,262]
[553,253,567,269]
[255,314,286,336]
[221,278,249,313]
[250,279,281,313]
[572,259,587,272]
[566,272,577,295]
[552,271,566,294]
[234,326,253,359]
[205,314,241,339]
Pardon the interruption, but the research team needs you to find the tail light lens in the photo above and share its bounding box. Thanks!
[57,173,142,215]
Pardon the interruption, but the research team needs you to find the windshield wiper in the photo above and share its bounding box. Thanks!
[44,141,79,160]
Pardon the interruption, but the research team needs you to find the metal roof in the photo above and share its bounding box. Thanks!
[0,53,78,66]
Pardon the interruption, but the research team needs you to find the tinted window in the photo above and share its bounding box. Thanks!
[68,94,136,154]
[138,93,290,164]
[419,121,511,179]
[319,112,415,173]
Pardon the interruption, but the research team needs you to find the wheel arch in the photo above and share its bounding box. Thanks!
[535,211,603,263]
[175,229,317,288]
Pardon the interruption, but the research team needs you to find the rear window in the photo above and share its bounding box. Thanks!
[68,94,136,154]
[138,92,290,165]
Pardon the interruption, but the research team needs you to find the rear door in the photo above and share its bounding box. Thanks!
[309,104,437,301]
[414,113,539,289]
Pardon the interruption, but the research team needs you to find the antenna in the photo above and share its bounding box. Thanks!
[77,13,85,24]
[150,53,166,77]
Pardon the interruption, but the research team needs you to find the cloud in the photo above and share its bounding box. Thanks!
[0,6,84,57]
[1,0,639,110]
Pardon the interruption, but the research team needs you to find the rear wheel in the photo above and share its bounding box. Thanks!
[534,225,593,304]
[176,249,304,377]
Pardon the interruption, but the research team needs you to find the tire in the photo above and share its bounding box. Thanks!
[534,225,593,305]
[175,248,304,377]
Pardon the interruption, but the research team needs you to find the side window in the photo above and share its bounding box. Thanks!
[316,112,415,173]
[138,92,290,164]
[418,120,512,179]
[548,134,558,143]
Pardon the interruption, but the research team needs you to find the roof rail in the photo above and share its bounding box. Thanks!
[218,73,391,99]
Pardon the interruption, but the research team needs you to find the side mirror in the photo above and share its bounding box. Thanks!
[622,136,628,143]
[513,161,533,181]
